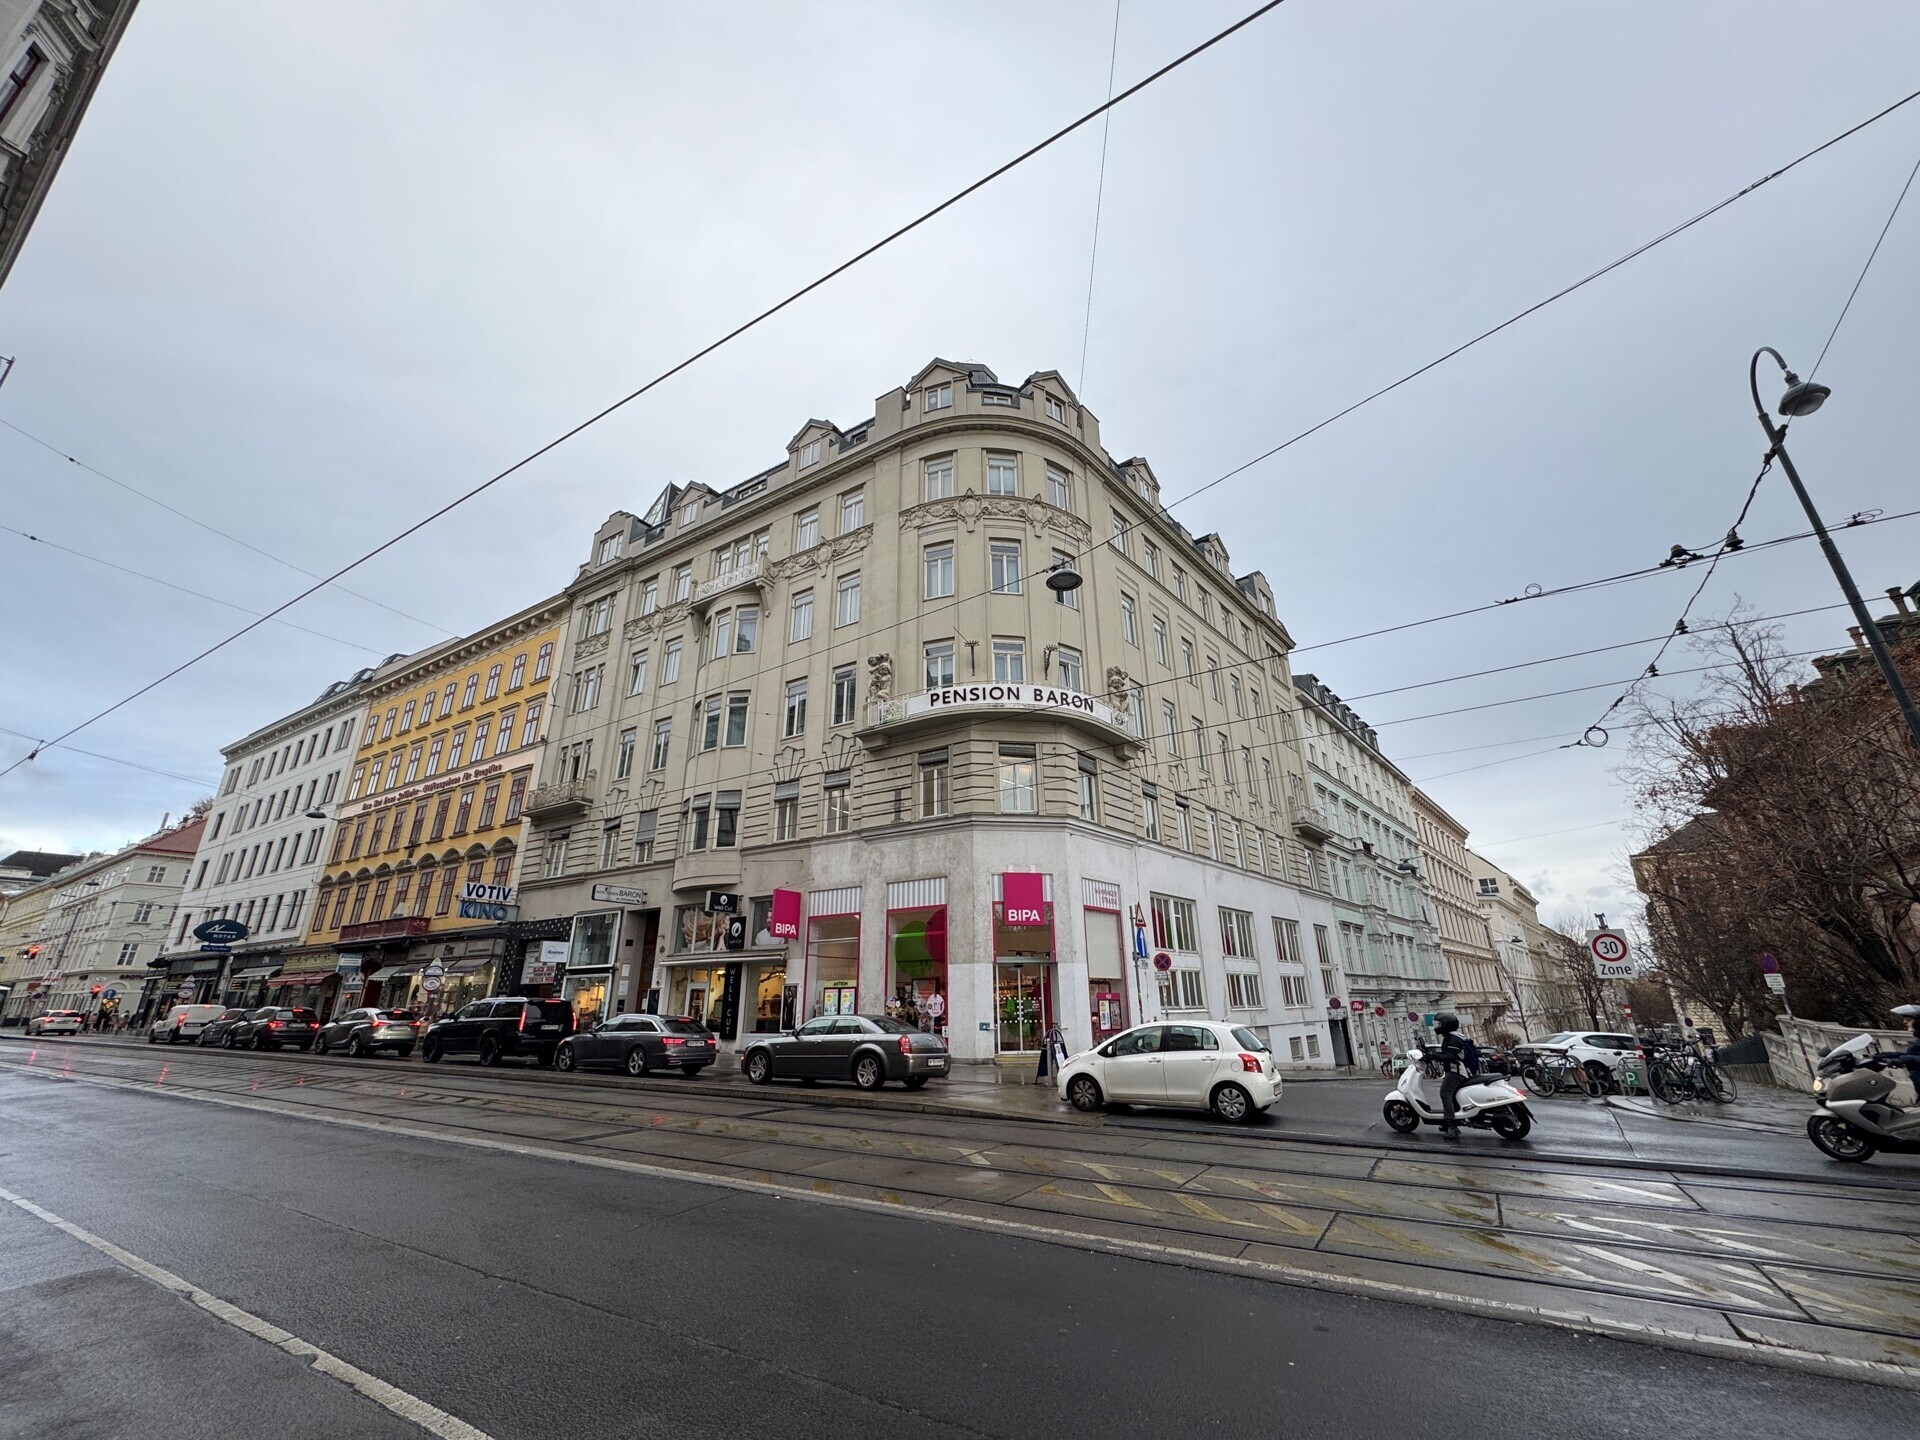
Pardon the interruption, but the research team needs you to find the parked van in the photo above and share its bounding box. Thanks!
[148,1004,226,1044]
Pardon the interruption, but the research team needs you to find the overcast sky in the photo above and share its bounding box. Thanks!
[2,1,1916,928]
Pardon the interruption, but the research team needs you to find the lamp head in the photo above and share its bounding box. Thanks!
[1044,562,1083,594]
[1777,372,1830,418]
[304,809,327,820]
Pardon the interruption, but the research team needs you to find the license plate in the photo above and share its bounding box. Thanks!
[539,1024,559,1032]
[928,1058,948,1069]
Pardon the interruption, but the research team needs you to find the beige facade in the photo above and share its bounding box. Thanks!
[1411,789,1505,1037]
[517,359,1347,1066]
[1466,850,1563,1039]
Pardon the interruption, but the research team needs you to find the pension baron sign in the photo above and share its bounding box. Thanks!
[874,685,1133,734]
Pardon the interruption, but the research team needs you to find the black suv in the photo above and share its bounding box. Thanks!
[421,996,575,1067]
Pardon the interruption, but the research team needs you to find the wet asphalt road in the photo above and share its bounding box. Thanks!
[3,1059,1916,1439]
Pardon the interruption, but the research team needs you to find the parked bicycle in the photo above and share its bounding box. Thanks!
[1642,1040,1736,1104]
[1520,1048,1600,1099]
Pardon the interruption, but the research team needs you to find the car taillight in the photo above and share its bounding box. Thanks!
[518,1008,528,1032]
[1238,1053,1262,1073]
[269,1021,284,1029]
[899,1035,914,1055]
[663,1037,685,1047]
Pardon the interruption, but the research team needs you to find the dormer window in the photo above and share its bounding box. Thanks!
[681,499,702,527]
[981,390,1016,407]
[924,383,953,412]
[598,534,624,565]
[799,439,822,468]
[1045,394,1065,422]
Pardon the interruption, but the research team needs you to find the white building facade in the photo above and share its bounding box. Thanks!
[151,669,377,1013]
[515,359,1345,1068]
[1294,674,1452,1064]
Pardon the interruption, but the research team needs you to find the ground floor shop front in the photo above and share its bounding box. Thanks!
[517,824,1343,1067]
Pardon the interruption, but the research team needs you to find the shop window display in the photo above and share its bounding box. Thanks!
[886,905,948,1034]
[806,914,859,1017]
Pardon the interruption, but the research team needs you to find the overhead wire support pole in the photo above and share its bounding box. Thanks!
[1748,347,1920,752]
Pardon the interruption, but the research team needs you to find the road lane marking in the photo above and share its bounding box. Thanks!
[8,1062,1920,1391]
[0,1183,495,1440]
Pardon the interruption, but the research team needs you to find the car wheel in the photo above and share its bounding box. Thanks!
[421,1037,443,1064]
[477,1035,502,1067]
[1383,1099,1420,1134]
[1211,1082,1254,1123]
[903,1076,929,1090]
[315,1034,330,1055]
[249,1032,264,1051]
[1489,1106,1532,1141]
[1065,1074,1104,1112]
[146,1032,157,1044]
[744,1050,773,1085]
[347,1033,367,1059]
[555,1043,578,1073]
[222,1031,236,1049]
[853,1053,886,1090]
[624,1047,648,1077]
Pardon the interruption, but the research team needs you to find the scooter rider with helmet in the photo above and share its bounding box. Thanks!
[1889,1005,1920,1083]
[1431,1013,1479,1138]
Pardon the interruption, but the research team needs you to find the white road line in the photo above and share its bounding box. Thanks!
[0,1183,496,1440]
[6,1061,1920,1393]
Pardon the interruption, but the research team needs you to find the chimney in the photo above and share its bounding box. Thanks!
[1889,586,1912,615]
[1848,626,1867,655]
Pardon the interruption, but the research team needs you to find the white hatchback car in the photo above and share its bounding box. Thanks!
[26,1010,85,1036]
[1058,1020,1282,1122]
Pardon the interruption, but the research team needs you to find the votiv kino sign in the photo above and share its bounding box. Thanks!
[874,684,1132,732]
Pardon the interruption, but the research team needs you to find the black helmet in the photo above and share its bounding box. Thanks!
[1433,1013,1460,1035]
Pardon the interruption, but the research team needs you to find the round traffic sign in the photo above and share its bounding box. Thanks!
[421,974,442,992]
[1151,951,1173,973]
[1757,952,1779,974]
[1590,932,1629,964]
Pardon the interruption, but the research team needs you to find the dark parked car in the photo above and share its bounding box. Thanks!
[316,1007,420,1058]
[196,1008,253,1047]
[740,1014,949,1090]
[556,1013,715,1077]
[226,1006,320,1051]
[421,996,575,1067]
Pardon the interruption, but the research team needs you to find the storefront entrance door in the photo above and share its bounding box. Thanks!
[994,962,1050,1054]
[562,970,611,1030]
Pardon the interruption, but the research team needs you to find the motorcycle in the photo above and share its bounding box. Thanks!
[1807,1033,1920,1163]
[1382,1046,1533,1140]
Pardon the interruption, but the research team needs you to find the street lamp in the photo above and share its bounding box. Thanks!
[1748,348,1920,750]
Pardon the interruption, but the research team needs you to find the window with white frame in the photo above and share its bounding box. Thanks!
[822,772,851,833]
[795,509,819,550]
[991,637,1025,682]
[649,718,671,771]
[615,727,636,780]
[924,541,954,599]
[1143,541,1160,579]
[985,452,1018,496]
[1225,972,1263,1010]
[989,540,1022,594]
[918,748,949,818]
[1076,753,1098,823]
[544,831,569,876]
[924,639,955,688]
[1161,702,1179,756]
[998,743,1037,814]
[1044,393,1065,422]
[773,783,799,841]
[1045,465,1070,510]
[1142,784,1160,841]
[661,638,682,684]
[835,572,861,626]
[790,588,814,642]
[923,454,956,501]
[628,649,649,696]
[839,489,864,532]
[1120,593,1138,645]
[1277,972,1308,1008]
[1055,646,1084,692]
[784,679,807,738]
[1181,638,1197,682]
[1153,617,1170,667]
[924,382,952,411]
[1220,908,1256,959]
[799,438,822,468]
[1110,514,1128,552]
[673,565,692,602]
[1150,893,1198,952]
[638,579,659,617]
[831,665,857,725]
[1161,967,1206,1012]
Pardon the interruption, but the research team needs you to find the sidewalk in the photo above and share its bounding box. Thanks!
[1605,1083,1807,1135]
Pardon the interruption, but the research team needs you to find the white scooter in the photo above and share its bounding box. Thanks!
[1383,1047,1533,1140]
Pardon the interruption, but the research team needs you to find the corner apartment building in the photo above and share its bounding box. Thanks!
[1411,788,1505,1037]
[1467,850,1560,1039]
[0,0,139,288]
[1293,674,1451,1063]
[295,596,567,1017]
[515,359,1344,1066]
[4,817,201,1021]
[152,666,381,1015]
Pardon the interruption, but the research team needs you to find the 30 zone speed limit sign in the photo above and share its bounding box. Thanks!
[1589,930,1633,979]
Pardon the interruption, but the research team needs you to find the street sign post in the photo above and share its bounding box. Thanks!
[1759,952,1817,1084]
[1151,951,1172,973]
[1587,929,1633,979]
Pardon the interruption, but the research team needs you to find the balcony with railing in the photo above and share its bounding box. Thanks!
[1290,801,1337,843]
[691,558,765,610]
[338,915,430,944]
[525,779,593,821]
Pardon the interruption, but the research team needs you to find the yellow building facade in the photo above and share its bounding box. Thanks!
[299,595,567,1015]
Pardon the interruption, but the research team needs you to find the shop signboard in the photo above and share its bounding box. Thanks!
[193,918,250,944]
[458,898,519,921]
[768,889,802,940]
[873,684,1133,736]
[335,954,363,976]
[1000,872,1048,928]
[592,883,649,907]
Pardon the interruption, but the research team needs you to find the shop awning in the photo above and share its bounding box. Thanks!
[273,970,335,988]
[445,956,495,974]
[230,966,280,981]
[366,964,425,983]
